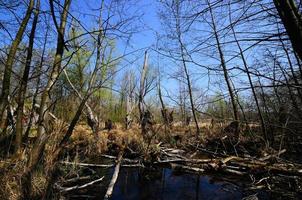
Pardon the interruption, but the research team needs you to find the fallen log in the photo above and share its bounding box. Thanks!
[104,152,123,200]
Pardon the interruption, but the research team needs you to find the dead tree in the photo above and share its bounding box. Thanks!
[104,119,113,131]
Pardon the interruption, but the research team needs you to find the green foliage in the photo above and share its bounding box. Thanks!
[206,92,230,119]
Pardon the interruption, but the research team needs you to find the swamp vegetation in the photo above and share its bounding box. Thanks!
[0,0,302,199]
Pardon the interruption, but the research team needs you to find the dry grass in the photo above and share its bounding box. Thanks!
[0,171,21,200]
[0,119,264,200]
[0,152,46,200]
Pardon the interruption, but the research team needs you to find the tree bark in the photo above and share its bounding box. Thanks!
[273,0,302,61]
[104,151,123,200]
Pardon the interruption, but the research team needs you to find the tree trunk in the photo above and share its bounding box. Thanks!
[23,27,49,144]
[273,0,302,61]
[14,0,40,154]
[0,0,35,126]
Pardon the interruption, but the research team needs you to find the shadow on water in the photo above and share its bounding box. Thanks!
[63,166,271,200]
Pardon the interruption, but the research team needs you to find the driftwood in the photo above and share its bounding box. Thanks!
[104,152,123,200]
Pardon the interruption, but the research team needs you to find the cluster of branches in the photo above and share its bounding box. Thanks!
[155,0,302,146]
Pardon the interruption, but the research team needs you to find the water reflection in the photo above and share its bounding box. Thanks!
[111,168,243,200]
[66,166,251,200]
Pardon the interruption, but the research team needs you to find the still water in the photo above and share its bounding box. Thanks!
[63,167,270,200]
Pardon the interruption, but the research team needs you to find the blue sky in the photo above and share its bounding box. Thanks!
[0,0,274,108]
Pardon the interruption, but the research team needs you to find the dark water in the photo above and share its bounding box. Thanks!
[111,168,243,200]
[63,167,271,200]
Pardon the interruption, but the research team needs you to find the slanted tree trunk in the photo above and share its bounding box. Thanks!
[273,0,302,61]
[228,6,267,142]
[208,0,239,138]
[21,0,72,198]
[0,0,35,126]
[14,0,40,154]
[23,25,49,144]
[63,68,99,134]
